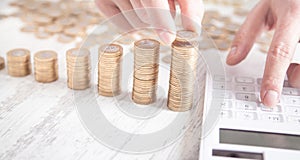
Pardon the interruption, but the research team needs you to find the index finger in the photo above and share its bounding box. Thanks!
[261,19,300,107]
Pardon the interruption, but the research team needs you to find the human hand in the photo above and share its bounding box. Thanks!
[95,0,204,44]
[227,0,300,107]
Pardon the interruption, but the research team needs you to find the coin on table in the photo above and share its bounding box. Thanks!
[45,24,63,33]
[58,33,75,43]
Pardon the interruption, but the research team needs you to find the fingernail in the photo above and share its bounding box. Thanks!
[263,90,279,107]
[158,31,175,44]
[228,46,237,56]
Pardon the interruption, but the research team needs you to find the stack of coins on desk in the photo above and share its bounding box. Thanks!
[132,39,160,105]
[7,48,31,77]
[98,44,123,97]
[168,30,199,112]
[66,48,90,90]
[34,50,58,83]
[0,56,5,70]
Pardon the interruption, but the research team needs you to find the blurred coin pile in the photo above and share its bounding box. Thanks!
[168,31,199,112]
[10,0,103,43]
[66,48,90,90]
[98,44,123,97]
[0,56,5,70]
[7,48,31,77]
[34,50,58,83]
[132,39,160,105]
[200,8,273,52]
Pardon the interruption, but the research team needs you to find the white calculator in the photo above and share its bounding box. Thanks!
[199,72,300,160]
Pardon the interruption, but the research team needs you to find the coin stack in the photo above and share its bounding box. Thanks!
[98,44,123,97]
[34,50,58,83]
[168,30,199,112]
[66,48,90,90]
[6,48,31,77]
[132,39,160,105]
[0,56,5,70]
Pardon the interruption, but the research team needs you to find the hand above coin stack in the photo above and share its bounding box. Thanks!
[95,0,300,107]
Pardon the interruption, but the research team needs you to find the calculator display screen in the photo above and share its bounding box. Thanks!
[220,129,300,150]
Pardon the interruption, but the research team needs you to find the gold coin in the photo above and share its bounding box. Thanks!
[7,48,31,62]
[58,34,75,43]
[35,31,53,39]
[34,50,57,62]
[45,24,63,33]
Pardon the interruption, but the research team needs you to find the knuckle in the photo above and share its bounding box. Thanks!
[269,42,292,62]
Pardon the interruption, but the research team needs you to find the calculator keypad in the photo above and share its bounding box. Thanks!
[213,76,300,124]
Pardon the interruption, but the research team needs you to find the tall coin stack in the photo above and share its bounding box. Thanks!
[168,30,199,112]
[34,50,58,83]
[7,48,31,77]
[98,44,123,97]
[66,48,90,90]
[132,39,160,105]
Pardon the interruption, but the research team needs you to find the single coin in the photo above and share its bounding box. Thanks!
[45,24,63,33]
[34,50,57,62]
[58,33,75,43]
[21,25,38,32]
[7,48,30,62]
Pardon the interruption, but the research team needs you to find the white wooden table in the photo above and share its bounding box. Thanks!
[0,1,207,159]
[3,0,297,160]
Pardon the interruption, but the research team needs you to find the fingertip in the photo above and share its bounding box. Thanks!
[226,46,239,65]
[262,90,279,107]
[157,30,176,45]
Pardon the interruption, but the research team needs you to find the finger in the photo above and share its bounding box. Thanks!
[114,0,148,29]
[95,1,133,31]
[261,20,300,107]
[130,0,150,24]
[287,63,300,88]
[177,0,204,33]
[141,0,176,44]
[226,1,268,65]
[168,0,176,19]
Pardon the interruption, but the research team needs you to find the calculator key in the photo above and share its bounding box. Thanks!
[213,83,231,90]
[236,101,257,111]
[214,75,232,82]
[261,114,283,123]
[282,88,300,96]
[287,116,300,125]
[259,104,282,113]
[236,112,258,120]
[285,106,300,116]
[235,85,255,92]
[213,91,233,99]
[220,110,233,119]
[236,93,257,102]
[235,77,255,84]
[213,100,233,109]
[284,97,300,105]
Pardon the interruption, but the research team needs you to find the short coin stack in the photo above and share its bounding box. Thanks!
[132,39,160,105]
[7,48,31,77]
[0,56,5,70]
[168,30,199,112]
[98,44,123,97]
[34,50,58,83]
[66,48,91,90]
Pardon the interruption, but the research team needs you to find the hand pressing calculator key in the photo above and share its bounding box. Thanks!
[200,74,300,160]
